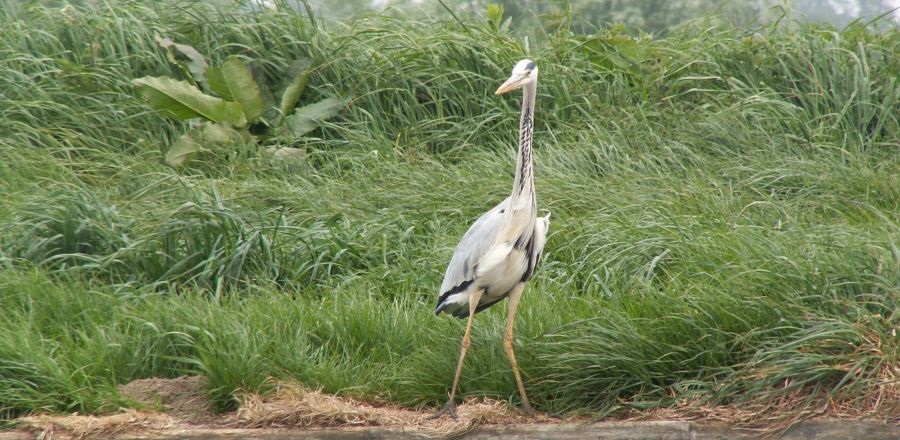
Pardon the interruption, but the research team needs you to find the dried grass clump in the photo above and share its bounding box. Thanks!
[640,370,899,437]
[14,379,556,440]
[230,383,403,428]
[229,383,554,438]
[21,410,175,439]
[416,398,555,439]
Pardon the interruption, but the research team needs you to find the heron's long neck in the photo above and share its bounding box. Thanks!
[510,81,536,205]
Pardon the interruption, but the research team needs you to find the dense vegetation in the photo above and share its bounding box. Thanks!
[1,0,897,426]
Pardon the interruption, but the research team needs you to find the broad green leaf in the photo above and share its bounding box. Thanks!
[265,147,308,171]
[252,63,276,120]
[207,57,263,122]
[265,146,306,159]
[156,36,210,90]
[278,59,314,118]
[165,123,238,167]
[280,97,349,139]
[133,76,247,126]
[206,67,231,100]
[165,132,203,168]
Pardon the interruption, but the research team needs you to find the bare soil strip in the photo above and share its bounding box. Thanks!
[6,377,897,439]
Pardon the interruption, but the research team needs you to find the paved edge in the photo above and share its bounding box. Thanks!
[1,420,896,440]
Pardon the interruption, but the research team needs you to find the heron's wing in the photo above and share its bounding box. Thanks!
[436,197,510,312]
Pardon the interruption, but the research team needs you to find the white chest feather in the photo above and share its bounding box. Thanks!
[475,241,528,298]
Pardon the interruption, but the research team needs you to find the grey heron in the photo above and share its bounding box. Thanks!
[432,59,549,418]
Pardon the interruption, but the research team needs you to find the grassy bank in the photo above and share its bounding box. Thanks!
[1,0,897,426]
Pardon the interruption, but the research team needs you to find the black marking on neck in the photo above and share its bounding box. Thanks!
[515,107,534,195]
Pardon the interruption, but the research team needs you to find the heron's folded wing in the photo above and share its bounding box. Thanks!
[437,197,510,303]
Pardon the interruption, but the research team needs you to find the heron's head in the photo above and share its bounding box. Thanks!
[495,59,537,95]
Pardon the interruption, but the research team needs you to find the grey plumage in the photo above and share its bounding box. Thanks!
[431,59,549,419]
[435,196,549,318]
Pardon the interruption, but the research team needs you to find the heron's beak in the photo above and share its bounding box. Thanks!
[495,75,526,95]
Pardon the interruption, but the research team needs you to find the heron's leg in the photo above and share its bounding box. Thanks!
[430,289,483,419]
[503,283,533,415]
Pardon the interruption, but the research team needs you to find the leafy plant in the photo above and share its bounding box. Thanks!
[133,38,348,167]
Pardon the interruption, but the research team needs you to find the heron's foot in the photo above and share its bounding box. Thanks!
[546,411,564,420]
[520,402,535,417]
[428,400,458,420]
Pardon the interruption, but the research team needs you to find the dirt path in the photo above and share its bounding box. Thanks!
[5,376,897,439]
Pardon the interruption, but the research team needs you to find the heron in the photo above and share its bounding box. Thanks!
[432,59,549,418]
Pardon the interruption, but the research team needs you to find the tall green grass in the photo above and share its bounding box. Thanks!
[1,0,897,425]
